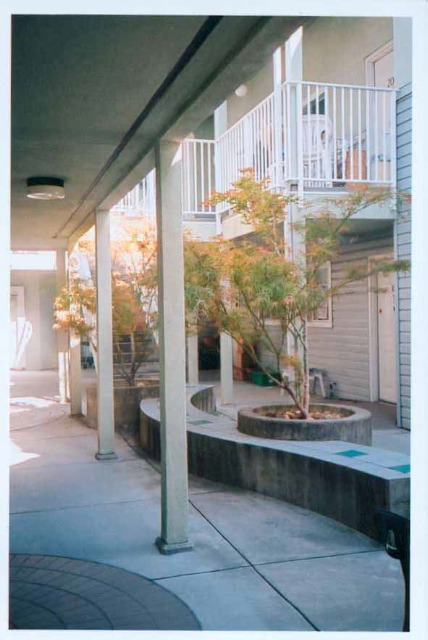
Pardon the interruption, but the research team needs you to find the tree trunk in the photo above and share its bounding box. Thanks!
[302,316,310,416]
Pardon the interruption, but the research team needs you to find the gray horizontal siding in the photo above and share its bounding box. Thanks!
[395,85,412,429]
[257,322,284,372]
[309,236,393,402]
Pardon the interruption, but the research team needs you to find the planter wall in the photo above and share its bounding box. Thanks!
[85,382,159,436]
[139,388,409,541]
[238,403,372,445]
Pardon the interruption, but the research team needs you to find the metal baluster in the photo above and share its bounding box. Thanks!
[374,91,379,182]
[350,89,354,180]
[358,89,362,181]
[283,85,288,181]
[186,142,191,212]
[333,86,337,181]
[316,84,320,180]
[382,91,387,182]
[201,141,205,211]
[296,82,304,200]
[366,89,371,181]
[341,87,345,180]
[262,101,267,179]
[193,141,198,212]
[390,91,397,188]
[307,84,312,182]
[325,85,329,182]
[207,142,212,208]
[256,107,261,180]
[286,82,292,179]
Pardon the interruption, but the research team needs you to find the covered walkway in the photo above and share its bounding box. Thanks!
[10,371,405,631]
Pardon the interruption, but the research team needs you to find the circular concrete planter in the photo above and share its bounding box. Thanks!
[237,403,372,445]
[85,380,159,436]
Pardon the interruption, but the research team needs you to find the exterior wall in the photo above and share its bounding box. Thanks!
[395,84,412,428]
[224,17,393,134]
[393,18,412,89]
[258,322,283,372]
[303,18,393,85]
[182,219,218,240]
[226,58,274,128]
[10,270,57,370]
[193,115,214,140]
[309,236,394,402]
[222,213,254,240]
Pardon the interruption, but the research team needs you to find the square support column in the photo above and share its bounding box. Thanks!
[95,208,117,461]
[68,251,82,416]
[220,332,234,405]
[155,140,193,554]
[69,331,82,416]
[187,326,199,385]
[56,249,69,403]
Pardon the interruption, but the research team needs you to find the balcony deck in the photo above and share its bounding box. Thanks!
[113,80,397,226]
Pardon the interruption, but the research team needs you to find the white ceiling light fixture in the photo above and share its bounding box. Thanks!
[235,84,248,98]
[26,177,65,200]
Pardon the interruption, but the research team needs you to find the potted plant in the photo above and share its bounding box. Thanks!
[184,170,409,437]
[54,217,159,436]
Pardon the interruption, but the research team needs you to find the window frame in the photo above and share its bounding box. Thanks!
[307,261,333,329]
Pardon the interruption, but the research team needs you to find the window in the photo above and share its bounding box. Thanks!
[303,92,325,116]
[11,251,56,271]
[308,262,333,328]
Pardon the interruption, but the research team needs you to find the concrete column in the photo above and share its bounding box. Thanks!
[285,26,303,199]
[56,249,69,403]
[67,254,82,416]
[155,140,193,554]
[69,332,82,416]
[187,333,199,385]
[285,26,302,82]
[273,47,284,191]
[214,101,228,235]
[95,209,117,461]
[220,332,234,404]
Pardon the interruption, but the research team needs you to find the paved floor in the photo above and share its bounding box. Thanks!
[10,554,200,630]
[9,369,408,631]
[206,372,410,455]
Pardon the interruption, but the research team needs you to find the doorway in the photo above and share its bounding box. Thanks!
[369,257,397,403]
[377,269,397,403]
[365,41,394,89]
[10,286,27,369]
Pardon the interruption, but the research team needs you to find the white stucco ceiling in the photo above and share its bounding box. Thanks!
[11,14,306,250]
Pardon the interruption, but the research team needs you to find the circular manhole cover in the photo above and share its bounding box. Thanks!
[10,554,200,630]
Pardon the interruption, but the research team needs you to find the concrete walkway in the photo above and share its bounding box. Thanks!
[9,370,407,631]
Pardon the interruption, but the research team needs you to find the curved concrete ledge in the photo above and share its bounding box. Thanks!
[238,403,372,444]
[140,386,410,540]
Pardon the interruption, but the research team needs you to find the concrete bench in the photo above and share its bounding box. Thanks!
[140,385,410,541]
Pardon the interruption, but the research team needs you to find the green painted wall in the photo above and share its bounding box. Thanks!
[303,18,393,85]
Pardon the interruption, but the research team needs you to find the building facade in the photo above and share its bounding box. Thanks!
[112,17,412,426]
[10,17,412,428]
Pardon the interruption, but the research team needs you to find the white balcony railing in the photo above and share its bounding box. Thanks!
[181,138,216,217]
[112,169,156,217]
[215,93,277,195]
[282,81,396,189]
[111,81,397,221]
[207,80,396,206]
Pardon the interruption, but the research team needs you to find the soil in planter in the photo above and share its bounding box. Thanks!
[258,407,346,420]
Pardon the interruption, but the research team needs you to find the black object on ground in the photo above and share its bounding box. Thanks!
[376,508,410,632]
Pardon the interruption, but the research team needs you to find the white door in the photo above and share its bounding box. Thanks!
[366,43,394,182]
[10,294,18,367]
[377,270,397,403]
[10,286,27,369]
[373,49,394,89]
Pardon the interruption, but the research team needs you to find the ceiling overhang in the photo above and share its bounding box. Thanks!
[11,14,308,250]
